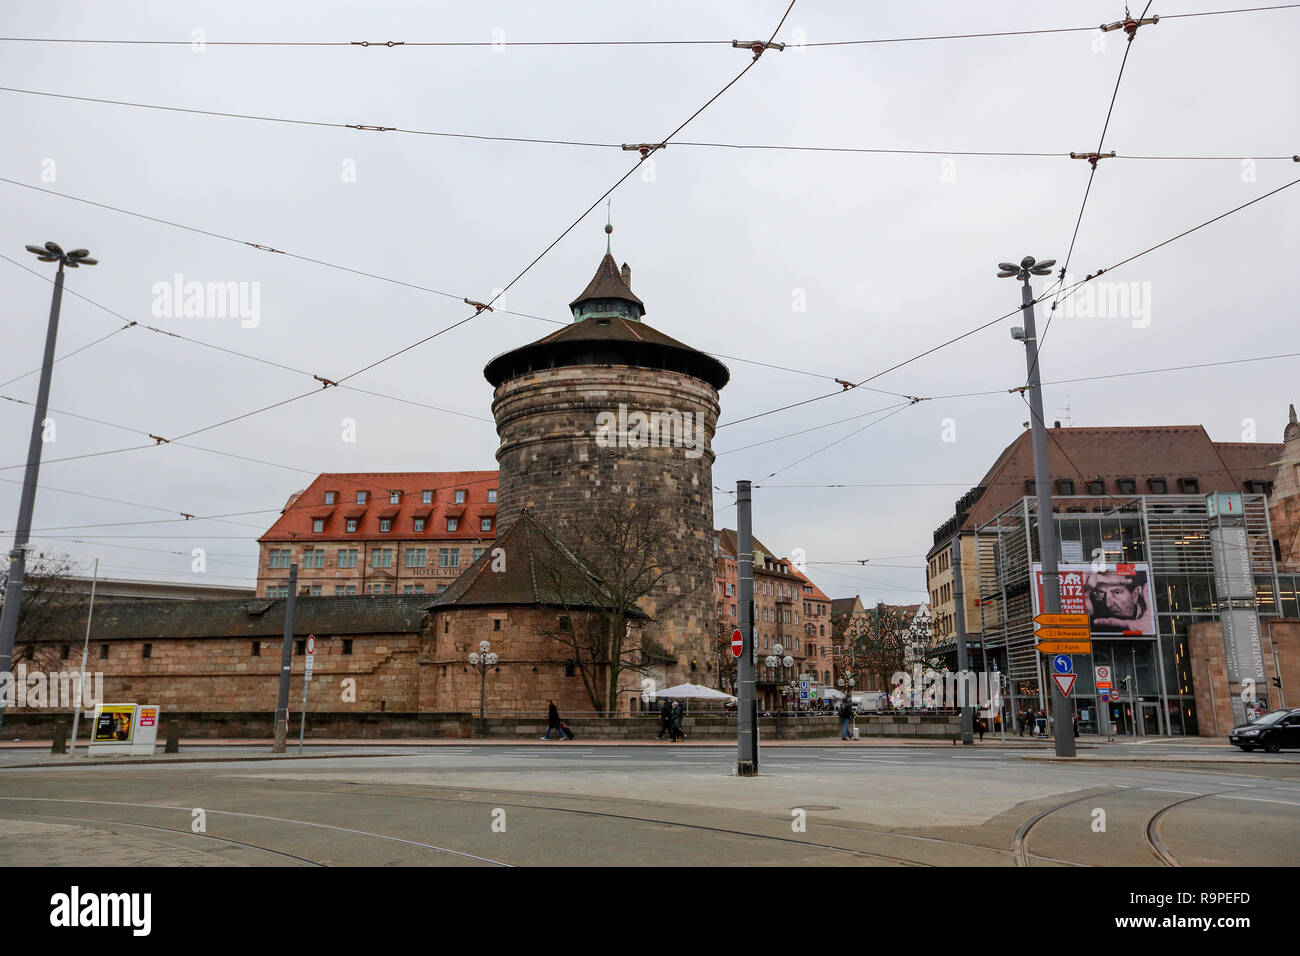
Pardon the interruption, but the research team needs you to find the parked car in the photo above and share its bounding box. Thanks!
[1229,708,1300,753]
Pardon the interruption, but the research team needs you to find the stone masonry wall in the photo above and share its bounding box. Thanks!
[492,365,721,683]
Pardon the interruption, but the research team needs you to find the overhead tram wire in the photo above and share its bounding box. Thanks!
[338,0,799,382]
[1,237,897,409]
[1029,0,1154,381]
[3,6,1297,48]
[0,1,798,426]
[4,89,1293,164]
[720,176,1300,433]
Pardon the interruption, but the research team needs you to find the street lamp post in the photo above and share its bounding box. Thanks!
[467,640,498,737]
[0,243,99,713]
[998,254,1076,759]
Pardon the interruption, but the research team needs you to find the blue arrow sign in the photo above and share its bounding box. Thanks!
[1052,654,1073,675]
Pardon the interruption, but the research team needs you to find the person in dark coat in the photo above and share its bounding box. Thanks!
[657,698,672,740]
[977,712,987,742]
[838,697,855,740]
[541,700,571,740]
[1036,710,1048,737]
[1024,708,1035,736]
[669,700,684,742]
[1018,709,1028,737]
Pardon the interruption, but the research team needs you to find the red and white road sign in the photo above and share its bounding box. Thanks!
[1051,673,1077,697]
[731,629,743,658]
[306,635,316,655]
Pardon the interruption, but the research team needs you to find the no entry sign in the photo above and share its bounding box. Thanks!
[731,629,743,658]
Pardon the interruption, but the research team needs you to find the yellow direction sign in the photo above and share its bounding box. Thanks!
[1034,613,1089,628]
[1037,640,1093,655]
[1036,626,1091,642]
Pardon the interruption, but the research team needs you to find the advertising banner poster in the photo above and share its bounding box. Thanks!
[92,704,135,743]
[1032,563,1156,636]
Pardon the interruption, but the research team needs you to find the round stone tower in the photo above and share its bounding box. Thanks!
[484,234,729,679]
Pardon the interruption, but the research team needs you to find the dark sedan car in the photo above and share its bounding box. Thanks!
[1229,708,1300,753]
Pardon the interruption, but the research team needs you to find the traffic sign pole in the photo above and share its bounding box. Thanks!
[297,634,315,755]
[736,481,758,776]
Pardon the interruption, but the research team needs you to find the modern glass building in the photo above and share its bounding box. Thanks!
[972,493,1297,736]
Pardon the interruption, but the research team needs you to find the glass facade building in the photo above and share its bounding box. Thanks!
[972,493,1296,736]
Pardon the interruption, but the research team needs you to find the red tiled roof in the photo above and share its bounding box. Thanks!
[789,566,831,603]
[259,471,498,543]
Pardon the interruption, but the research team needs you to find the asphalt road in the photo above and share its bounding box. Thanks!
[1,743,1296,866]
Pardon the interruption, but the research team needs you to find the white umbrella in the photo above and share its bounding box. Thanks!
[651,682,737,701]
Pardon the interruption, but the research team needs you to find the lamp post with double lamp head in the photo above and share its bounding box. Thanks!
[0,243,99,721]
[997,255,1076,758]
[467,640,498,736]
[765,644,793,711]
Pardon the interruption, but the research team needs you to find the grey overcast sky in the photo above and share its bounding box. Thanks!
[1,1,1297,603]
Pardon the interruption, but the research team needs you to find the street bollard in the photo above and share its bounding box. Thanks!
[165,723,180,754]
[51,724,67,754]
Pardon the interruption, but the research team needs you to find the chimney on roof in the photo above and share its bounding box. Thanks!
[621,262,631,289]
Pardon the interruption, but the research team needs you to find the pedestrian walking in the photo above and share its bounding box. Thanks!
[1036,710,1048,737]
[669,700,684,742]
[993,711,1002,735]
[838,697,855,740]
[1025,708,1036,736]
[541,700,572,740]
[657,697,672,740]
[1072,711,1079,737]
[976,712,987,742]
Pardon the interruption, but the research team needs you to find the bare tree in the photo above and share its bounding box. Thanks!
[0,552,85,670]
[535,487,689,713]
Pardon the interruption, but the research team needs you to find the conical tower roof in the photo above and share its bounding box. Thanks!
[569,252,645,316]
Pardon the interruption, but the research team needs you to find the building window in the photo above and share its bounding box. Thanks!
[1057,478,1075,494]
[268,548,292,568]
[346,519,358,533]
[251,642,260,657]
[295,640,305,655]
[335,584,357,595]
[455,490,467,504]
[100,644,109,659]
[405,548,427,568]
[379,519,392,533]
[312,519,324,533]
[371,548,394,568]
[338,548,358,568]
[422,490,433,504]
[1148,478,1167,494]
[357,491,367,505]
[142,643,152,659]
[343,639,354,655]
[368,583,393,594]
[413,518,425,533]
[303,549,325,569]
[1086,479,1105,495]
[438,585,449,595]
[472,547,485,562]
[447,518,459,532]
[310,585,322,596]
[1181,477,1200,494]
[1117,477,1137,494]
[487,489,497,503]
[267,585,289,598]
[493,619,501,631]
[389,492,400,505]
[324,491,336,505]
[402,585,425,594]
[480,518,492,533]
[60,644,70,660]
[439,548,461,568]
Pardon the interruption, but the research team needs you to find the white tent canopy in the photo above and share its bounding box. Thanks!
[651,683,737,701]
[822,687,845,699]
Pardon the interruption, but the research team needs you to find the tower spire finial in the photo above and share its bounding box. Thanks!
[604,200,613,254]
